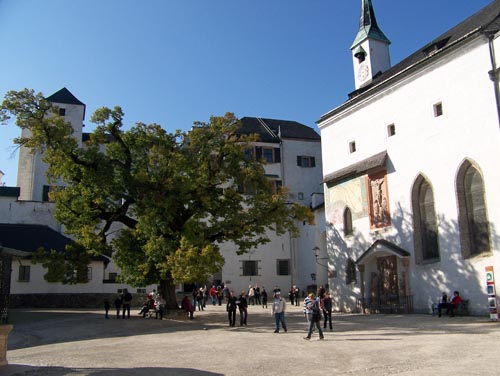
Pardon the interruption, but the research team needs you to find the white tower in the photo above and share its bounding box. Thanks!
[16,88,85,201]
[351,0,391,89]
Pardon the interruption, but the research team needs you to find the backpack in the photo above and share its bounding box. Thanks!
[311,300,322,321]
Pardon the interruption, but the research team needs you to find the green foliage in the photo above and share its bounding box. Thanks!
[31,245,91,284]
[1,89,314,292]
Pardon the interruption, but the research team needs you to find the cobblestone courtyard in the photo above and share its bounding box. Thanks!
[2,303,500,375]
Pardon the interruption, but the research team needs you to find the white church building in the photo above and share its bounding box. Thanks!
[318,0,500,315]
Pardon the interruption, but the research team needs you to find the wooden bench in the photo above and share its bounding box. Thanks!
[432,299,469,316]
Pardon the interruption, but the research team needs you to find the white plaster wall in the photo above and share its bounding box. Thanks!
[10,259,156,294]
[319,36,500,315]
[17,101,84,202]
[219,136,323,296]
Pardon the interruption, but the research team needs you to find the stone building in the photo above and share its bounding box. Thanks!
[1,88,323,305]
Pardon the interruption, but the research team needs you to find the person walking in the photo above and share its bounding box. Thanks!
[303,292,314,329]
[304,293,324,340]
[322,291,333,330]
[238,291,248,326]
[271,291,287,333]
[226,290,238,327]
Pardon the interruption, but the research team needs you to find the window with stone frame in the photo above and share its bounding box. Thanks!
[346,258,357,285]
[412,175,440,263]
[276,259,290,276]
[19,265,30,282]
[456,160,491,258]
[367,171,391,229]
[242,260,259,276]
[343,206,353,236]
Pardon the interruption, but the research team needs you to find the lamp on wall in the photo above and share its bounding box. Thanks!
[312,246,328,269]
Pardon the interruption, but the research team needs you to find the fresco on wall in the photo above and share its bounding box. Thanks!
[326,176,369,224]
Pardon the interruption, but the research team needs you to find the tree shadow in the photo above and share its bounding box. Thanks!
[2,365,223,376]
[325,199,498,315]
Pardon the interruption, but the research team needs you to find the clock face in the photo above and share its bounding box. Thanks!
[358,64,369,82]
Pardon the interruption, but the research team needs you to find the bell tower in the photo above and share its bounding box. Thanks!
[351,0,391,89]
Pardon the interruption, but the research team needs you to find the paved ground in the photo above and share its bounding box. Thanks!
[2,303,500,376]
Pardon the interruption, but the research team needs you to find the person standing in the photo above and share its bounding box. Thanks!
[294,286,300,306]
[181,296,194,319]
[238,291,248,326]
[121,289,132,319]
[226,290,238,327]
[288,286,295,306]
[254,285,261,305]
[304,293,324,340]
[104,299,110,319]
[156,294,166,320]
[113,295,122,319]
[248,285,255,305]
[209,285,217,305]
[261,287,268,309]
[322,292,333,330]
[271,291,287,333]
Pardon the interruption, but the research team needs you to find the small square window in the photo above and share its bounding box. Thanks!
[349,141,356,153]
[58,108,66,116]
[387,124,396,137]
[276,259,290,276]
[19,265,30,282]
[433,102,443,117]
[242,260,258,276]
[298,192,304,200]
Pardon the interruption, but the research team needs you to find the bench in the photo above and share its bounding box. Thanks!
[431,299,469,316]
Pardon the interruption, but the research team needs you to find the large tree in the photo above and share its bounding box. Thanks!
[1,89,313,308]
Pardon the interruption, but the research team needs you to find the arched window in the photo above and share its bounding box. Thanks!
[345,257,357,285]
[456,160,490,258]
[411,175,439,264]
[343,207,353,236]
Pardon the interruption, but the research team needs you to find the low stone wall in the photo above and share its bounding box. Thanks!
[9,293,145,309]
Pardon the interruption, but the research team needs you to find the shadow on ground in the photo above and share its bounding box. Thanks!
[3,365,223,375]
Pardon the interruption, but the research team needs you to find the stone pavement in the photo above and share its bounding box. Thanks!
[2,302,500,376]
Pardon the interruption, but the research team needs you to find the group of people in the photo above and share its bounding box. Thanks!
[105,283,336,341]
[225,285,273,326]
[137,290,167,319]
[302,286,333,340]
[437,290,462,317]
[107,288,133,319]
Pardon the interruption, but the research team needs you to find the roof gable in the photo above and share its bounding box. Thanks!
[0,223,74,254]
[239,117,320,143]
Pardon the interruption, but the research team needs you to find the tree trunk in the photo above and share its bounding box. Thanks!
[159,277,180,310]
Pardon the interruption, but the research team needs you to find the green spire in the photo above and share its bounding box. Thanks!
[351,0,390,49]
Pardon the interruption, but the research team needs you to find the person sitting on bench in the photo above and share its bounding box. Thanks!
[438,290,462,317]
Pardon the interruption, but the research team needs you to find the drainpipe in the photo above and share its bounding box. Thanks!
[486,33,500,128]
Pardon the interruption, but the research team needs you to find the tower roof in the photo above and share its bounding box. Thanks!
[351,0,390,48]
[46,87,85,106]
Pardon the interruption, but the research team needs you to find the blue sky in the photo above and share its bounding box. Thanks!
[0,0,493,187]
